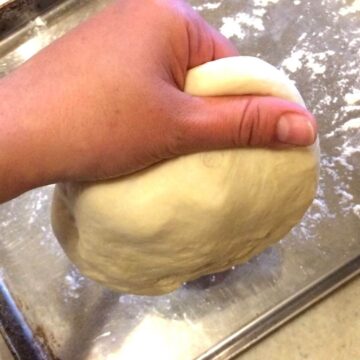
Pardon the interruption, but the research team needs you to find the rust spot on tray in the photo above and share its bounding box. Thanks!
[34,326,62,360]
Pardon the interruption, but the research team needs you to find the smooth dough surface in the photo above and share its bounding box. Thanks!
[51,56,320,295]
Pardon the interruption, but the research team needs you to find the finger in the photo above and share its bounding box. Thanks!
[206,24,239,59]
[186,12,238,68]
[172,96,317,154]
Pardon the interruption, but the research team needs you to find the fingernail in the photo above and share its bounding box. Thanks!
[277,114,315,145]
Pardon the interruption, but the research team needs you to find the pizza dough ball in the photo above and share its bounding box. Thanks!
[51,57,320,295]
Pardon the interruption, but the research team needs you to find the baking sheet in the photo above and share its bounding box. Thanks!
[0,0,359,359]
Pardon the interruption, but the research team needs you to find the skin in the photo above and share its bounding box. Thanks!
[0,0,317,204]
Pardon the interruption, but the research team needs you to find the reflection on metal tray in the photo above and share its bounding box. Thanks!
[0,0,359,359]
[0,0,66,40]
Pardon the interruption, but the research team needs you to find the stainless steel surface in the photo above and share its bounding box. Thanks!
[0,0,359,359]
[0,0,65,40]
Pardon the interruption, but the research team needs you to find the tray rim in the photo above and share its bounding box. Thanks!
[196,254,360,360]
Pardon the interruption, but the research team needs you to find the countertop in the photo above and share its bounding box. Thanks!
[0,336,12,360]
[237,276,360,360]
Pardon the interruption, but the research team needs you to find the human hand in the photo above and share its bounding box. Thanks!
[0,0,317,202]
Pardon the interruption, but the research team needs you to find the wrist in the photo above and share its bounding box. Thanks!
[0,73,60,202]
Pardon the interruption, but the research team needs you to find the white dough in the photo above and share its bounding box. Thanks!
[51,56,320,295]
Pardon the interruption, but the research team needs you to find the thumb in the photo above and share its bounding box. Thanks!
[175,95,317,154]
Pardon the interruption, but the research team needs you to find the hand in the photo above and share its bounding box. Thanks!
[0,0,317,202]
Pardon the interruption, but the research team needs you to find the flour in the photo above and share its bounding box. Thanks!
[339,0,360,16]
[281,50,335,78]
[31,16,47,28]
[63,268,85,300]
[254,0,279,6]
[281,50,304,73]
[220,17,246,39]
[341,118,360,131]
[345,89,360,105]
[354,205,360,219]
[322,116,360,215]
[220,12,265,38]
[274,1,360,241]
[193,2,221,11]
[253,8,267,17]
[219,0,282,39]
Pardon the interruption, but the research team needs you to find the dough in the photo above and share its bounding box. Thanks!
[51,56,320,295]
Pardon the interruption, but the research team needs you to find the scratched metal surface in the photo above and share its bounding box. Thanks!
[0,0,359,359]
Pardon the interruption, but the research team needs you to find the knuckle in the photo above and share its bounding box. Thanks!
[161,100,192,158]
[234,97,267,147]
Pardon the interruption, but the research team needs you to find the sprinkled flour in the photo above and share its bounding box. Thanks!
[354,204,360,219]
[281,50,335,79]
[254,0,279,6]
[344,89,360,105]
[339,0,360,16]
[220,12,264,39]
[63,269,85,300]
[193,2,221,11]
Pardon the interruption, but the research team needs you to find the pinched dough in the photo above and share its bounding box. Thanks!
[51,57,320,295]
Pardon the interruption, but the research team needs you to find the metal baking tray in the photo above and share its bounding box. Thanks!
[0,0,359,359]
